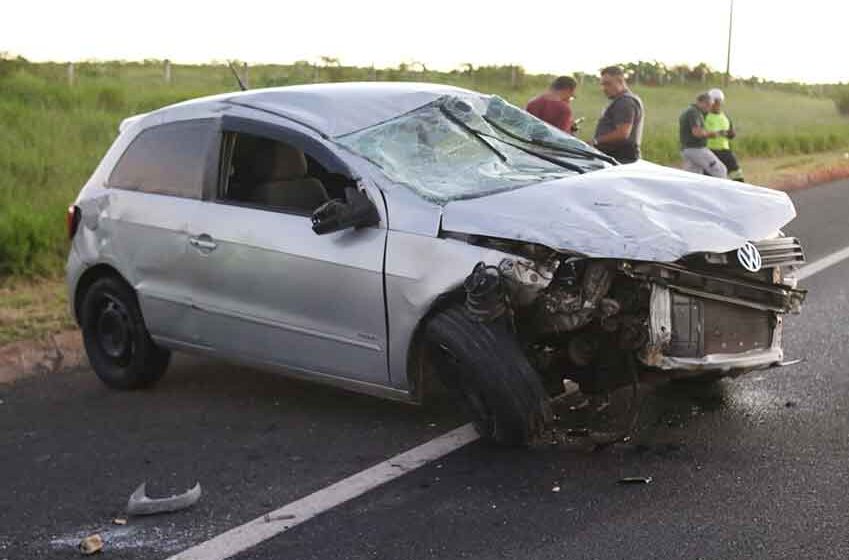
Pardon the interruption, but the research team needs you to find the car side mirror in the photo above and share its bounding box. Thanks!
[312,187,380,235]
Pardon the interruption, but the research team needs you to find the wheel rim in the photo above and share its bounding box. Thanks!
[94,293,134,364]
[429,342,495,437]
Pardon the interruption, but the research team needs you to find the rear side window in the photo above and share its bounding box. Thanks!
[107,119,218,199]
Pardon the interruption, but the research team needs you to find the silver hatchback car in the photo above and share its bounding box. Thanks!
[67,83,806,445]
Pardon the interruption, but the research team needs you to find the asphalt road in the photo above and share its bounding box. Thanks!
[1,180,848,560]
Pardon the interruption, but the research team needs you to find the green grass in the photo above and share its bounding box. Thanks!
[0,277,73,344]
[1,61,848,278]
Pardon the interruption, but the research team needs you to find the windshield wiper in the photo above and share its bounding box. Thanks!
[438,100,585,174]
[464,127,586,174]
[480,115,619,165]
[438,106,508,163]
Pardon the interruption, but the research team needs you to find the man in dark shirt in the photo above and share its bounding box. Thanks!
[679,93,727,178]
[591,66,644,163]
[526,76,577,133]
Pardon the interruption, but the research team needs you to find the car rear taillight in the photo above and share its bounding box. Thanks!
[67,205,81,240]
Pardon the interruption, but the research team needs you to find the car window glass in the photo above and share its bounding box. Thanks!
[108,119,218,198]
[338,102,576,204]
[218,132,355,215]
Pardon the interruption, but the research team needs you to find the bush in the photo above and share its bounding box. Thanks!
[0,207,63,276]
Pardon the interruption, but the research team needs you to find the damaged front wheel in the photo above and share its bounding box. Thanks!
[423,307,551,446]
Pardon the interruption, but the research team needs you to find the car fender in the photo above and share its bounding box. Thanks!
[384,232,516,394]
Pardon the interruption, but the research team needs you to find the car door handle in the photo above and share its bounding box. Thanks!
[189,235,217,252]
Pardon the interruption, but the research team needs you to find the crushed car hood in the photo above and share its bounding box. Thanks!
[441,161,797,262]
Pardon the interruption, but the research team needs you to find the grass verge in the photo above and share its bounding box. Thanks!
[0,276,74,346]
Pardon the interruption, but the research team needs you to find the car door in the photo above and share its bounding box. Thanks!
[185,120,390,385]
[103,118,219,346]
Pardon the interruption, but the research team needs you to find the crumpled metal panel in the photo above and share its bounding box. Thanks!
[441,160,796,262]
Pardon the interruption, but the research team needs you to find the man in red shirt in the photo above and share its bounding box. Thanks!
[526,76,577,133]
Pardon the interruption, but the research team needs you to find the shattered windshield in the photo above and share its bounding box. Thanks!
[337,95,609,204]
[443,94,606,159]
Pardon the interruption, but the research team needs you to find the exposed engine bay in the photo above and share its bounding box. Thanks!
[456,234,807,397]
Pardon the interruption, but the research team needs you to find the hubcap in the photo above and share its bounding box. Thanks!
[96,296,132,360]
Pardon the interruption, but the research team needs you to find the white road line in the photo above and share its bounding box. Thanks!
[797,245,849,280]
[167,242,849,560]
[166,423,479,560]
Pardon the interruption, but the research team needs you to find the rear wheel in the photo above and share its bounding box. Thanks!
[80,276,170,389]
[423,307,551,446]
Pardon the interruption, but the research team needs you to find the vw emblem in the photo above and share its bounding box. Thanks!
[737,242,762,272]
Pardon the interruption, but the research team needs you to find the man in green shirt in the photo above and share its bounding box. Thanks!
[705,88,745,181]
[679,93,727,178]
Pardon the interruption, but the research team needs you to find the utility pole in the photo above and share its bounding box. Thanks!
[724,0,734,87]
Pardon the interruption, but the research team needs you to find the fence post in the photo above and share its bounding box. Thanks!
[164,59,172,84]
[66,62,75,86]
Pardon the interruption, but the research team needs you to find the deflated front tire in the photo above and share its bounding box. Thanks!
[423,306,551,446]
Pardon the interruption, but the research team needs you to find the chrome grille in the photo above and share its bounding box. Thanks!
[752,237,805,268]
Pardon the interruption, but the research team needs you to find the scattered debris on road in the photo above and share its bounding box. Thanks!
[112,518,127,526]
[785,401,797,408]
[618,476,653,485]
[565,428,590,437]
[126,482,202,516]
[552,485,561,493]
[78,533,103,555]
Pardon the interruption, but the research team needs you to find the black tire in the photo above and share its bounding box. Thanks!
[423,307,551,446]
[80,276,170,390]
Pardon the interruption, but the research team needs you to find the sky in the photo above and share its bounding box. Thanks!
[2,0,846,84]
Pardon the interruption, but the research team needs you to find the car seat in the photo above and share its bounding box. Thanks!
[250,141,329,213]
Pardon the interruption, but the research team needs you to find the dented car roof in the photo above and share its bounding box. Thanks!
[155,82,473,138]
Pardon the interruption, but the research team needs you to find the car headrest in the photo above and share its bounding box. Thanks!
[255,141,308,181]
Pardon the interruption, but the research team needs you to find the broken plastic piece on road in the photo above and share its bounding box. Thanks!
[776,358,803,368]
[79,534,103,555]
[112,518,127,525]
[126,482,202,516]
[618,476,653,485]
[552,485,561,493]
[561,379,581,396]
